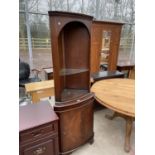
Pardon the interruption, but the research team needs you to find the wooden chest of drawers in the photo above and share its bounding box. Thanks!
[19,101,59,155]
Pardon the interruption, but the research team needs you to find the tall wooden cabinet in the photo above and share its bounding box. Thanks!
[91,20,124,73]
[48,11,94,155]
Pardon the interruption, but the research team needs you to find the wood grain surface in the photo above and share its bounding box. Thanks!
[25,80,54,92]
[25,80,54,103]
[91,78,135,117]
[19,100,58,132]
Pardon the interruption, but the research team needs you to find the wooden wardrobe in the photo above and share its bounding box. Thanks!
[91,20,124,73]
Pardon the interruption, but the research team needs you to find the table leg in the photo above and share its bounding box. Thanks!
[31,92,40,103]
[124,117,133,152]
[105,112,121,120]
[105,112,134,152]
[128,70,131,78]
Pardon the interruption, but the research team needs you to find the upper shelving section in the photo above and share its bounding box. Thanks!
[49,11,93,102]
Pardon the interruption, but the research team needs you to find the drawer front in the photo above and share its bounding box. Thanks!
[20,123,57,143]
[23,139,55,155]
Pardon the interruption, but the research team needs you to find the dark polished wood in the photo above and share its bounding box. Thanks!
[54,93,94,155]
[117,60,135,78]
[19,101,59,155]
[49,11,93,102]
[43,67,53,80]
[117,61,135,70]
[48,11,94,155]
[91,71,125,83]
[100,61,135,78]
[91,20,124,73]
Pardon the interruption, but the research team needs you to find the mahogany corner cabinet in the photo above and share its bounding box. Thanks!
[48,11,94,155]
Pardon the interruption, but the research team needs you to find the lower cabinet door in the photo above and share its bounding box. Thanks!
[23,139,55,155]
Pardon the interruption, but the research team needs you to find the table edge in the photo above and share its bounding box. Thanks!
[95,96,135,117]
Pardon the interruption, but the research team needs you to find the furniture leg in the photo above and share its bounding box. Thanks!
[105,112,134,152]
[124,117,133,152]
[31,92,40,103]
[128,70,132,78]
[89,136,94,145]
[105,112,120,120]
[89,139,94,145]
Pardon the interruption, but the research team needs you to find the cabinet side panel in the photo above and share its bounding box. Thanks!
[50,16,63,101]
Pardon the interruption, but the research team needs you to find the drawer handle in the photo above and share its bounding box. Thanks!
[33,147,46,155]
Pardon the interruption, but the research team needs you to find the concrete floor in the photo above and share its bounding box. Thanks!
[72,108,135,155]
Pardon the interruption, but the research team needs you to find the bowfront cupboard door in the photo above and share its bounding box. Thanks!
[54,93,94,154]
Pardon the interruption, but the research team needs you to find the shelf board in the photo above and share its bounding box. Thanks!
[60,68,88,76]
[60,89,89,102]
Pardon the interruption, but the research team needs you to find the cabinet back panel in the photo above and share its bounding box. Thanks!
[63,22,90,69]
[65,71,89,89]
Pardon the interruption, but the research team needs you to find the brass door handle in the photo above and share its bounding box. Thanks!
[33,147,46,155]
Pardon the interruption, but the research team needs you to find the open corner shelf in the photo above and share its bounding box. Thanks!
[49,11,92,102]
[60,89,89,102]
[60,68,89,76]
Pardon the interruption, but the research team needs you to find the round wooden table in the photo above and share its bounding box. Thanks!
[91,78,135,152]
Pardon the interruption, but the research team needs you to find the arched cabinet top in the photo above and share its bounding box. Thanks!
[48,11,93,20]
[48,11,93,35]
[59,21,90,38]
